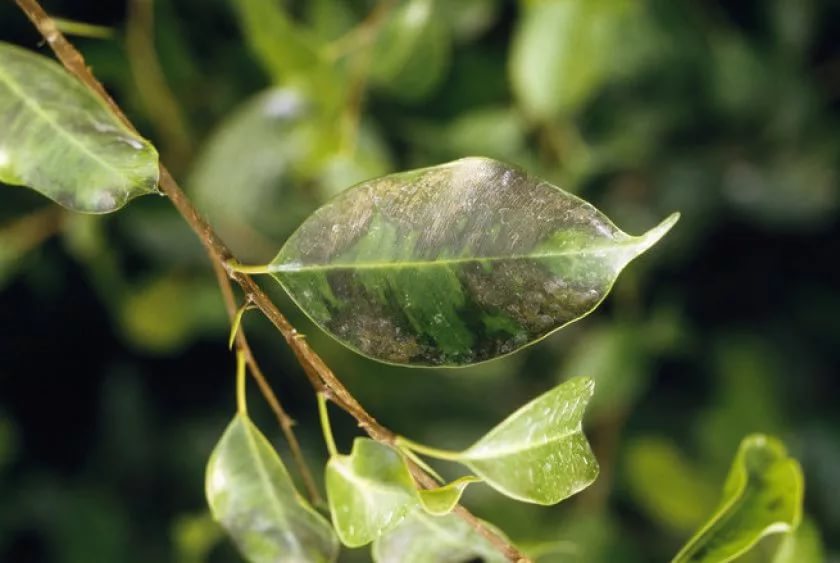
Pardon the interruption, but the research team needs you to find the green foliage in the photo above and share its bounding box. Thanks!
[206,415,339,562]
[268,157,677,366]
[372,511,509,563]
[673,434,804,563]
[0,42,159,213]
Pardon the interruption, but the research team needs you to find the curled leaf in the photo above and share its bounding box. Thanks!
[325,438,476,547]
[270,157,677,366]
[0,42,159,213]
[206,415,339,562]
[673,434,804,563]
[457,376,599,504]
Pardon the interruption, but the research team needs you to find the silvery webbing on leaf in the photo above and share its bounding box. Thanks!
[269,157,678,366]
[0,42,159,213]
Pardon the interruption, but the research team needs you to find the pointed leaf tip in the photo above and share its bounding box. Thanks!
[270,157,678,366]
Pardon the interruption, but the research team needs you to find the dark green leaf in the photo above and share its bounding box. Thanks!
[206,415,339,562]
[270,157,677,366]
[673,434,804,563]
[0,42,159,213]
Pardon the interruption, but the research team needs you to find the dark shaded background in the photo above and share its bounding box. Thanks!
[1,0,838,561]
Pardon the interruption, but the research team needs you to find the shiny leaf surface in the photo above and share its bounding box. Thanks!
[206,415,339,562]
[673,434,804,563]
[0,42,159,213]
[372,510,509,563]
[271,157,677,366]
[456,376,599,504]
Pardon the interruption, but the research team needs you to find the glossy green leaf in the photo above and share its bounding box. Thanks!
[456,376,598,504]
[325,438,418,548]
[416,475,479,516]
[0,42,159,213]
[372,510,509,563]
[369,0,452,102]
[510,0,630,118]
[325,438,474,547]
[270,157,677,366]
[673,434,804,563]
[206,415,339,563]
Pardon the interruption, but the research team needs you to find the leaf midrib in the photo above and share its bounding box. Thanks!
[0,56,134,183]
[273,238,641,273]
[463,423,583,461]
[242,419,305,556]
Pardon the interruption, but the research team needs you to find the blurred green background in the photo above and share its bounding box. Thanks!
[0,0,838,561]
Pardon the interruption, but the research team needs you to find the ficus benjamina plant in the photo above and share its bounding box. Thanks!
[0,1,809,562]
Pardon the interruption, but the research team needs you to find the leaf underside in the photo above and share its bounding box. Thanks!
[0,42,159,213]
[673,434,804,563]
[271,156,678,367]
[206,415,338,563]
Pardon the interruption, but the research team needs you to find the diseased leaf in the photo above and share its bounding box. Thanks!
[206,415,339,563]
[0,42,159,213]
[270,157,678,366]
[457,376,598,504]
[325,438,474,547]
[673,434,804,563]
[372,510,509,563]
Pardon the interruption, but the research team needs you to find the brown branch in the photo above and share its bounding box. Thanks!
[211,260,323,507]
[12,1,529,560]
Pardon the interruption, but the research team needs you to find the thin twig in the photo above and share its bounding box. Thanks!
[12,1,529,560]
[211,259,323,506]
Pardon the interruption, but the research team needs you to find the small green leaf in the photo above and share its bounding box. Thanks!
[510,0,630,118]
[369,0,452,102]
[269,157,678,366]
[0,42,159,213]
[325,438,475,547]
[372,510,509,563]
[206,415,339,563]
[325,438,418,548]
[457,376,598,504]
[673,434,804,563]
[417,475,479,516]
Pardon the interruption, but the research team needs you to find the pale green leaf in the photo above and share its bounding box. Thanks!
[369,0,452,102]
[624,437,719,533]
[510,0,630,118]
[206,415,339,563]
[325,438,475,547]
[456,376,598,504]
[417,476,479,516]
[772,517,824,563]
[372,510,509,563]
[270,157,678,366]
[325,438,418,548]
[0,42,159,213]
[673,434,804,563]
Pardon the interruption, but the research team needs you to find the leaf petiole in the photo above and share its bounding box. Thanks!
[226,259,273,275]
[395,436,462,462]
[235,349,248,415]
[318,393,338,458]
